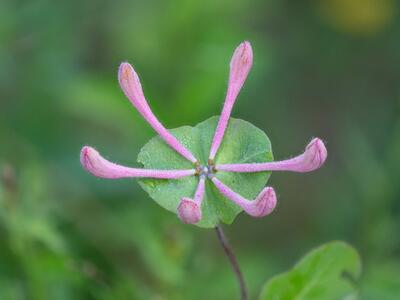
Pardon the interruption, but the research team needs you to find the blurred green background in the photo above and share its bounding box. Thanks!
[1,0,399,299]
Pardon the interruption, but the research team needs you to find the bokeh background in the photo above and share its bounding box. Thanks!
[1,0,400,299]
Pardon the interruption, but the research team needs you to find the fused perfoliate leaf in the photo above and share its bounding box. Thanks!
[137,116,273,228]
[260,241,362,300]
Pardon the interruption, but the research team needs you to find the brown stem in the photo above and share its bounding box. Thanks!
[215,225,248,300]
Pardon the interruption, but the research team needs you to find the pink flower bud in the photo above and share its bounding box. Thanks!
[217,138,327,173]
[211,177,277,218]
[177,198,202,224]
[80,146,195,179]
[209,41,253,160]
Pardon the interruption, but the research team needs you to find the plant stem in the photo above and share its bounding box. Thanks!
[215,225,248,300]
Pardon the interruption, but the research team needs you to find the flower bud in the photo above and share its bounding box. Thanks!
[177,198,202,224]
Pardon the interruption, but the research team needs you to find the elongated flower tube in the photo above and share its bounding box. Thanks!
[216,138,327,173]
[118,63,197,163]
[81,146,196,179]
[211,177,276,217]
[208,41,253,161]
[177,176,206,224]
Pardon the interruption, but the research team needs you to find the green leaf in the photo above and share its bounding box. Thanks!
[137,116,273,228]
[260,241,362,300]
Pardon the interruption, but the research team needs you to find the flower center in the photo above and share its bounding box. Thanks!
[195,161,216,179]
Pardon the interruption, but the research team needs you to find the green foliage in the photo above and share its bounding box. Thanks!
[260,241,361,300]
[361,261,400,300]
[138,116,273,228]
[0,163,86,300]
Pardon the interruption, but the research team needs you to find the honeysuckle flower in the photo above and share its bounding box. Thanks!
[216,138,327,173]
[80,146,196,179]
[177,176,205,224]
[208,41,253,162]
[80,41,327,225]
[118,62,198,163]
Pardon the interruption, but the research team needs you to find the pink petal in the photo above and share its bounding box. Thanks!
[216,138,327,173]
[211,177,277,218]
[118,62,197,163]
[80,146,195,179]
[209,41,253,160]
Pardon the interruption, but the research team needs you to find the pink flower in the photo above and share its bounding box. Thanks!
[81,41,327,224]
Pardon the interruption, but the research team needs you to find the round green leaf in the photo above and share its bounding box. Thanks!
[260,241,362,300]
[137,116,273,228]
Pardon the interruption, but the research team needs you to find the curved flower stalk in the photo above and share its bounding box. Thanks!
[80,41,327,225]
